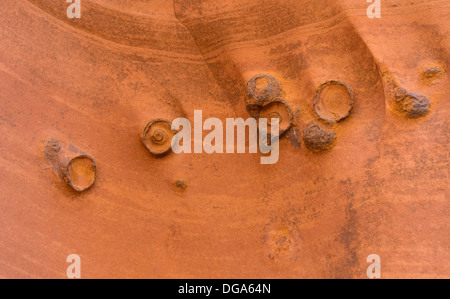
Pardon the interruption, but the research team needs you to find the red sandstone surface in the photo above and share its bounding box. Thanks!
[0,0,448,278]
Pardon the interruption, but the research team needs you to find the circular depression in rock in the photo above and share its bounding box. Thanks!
[258,99,293,135]
[255,76,269,89]
[314,81,353,122]
[66,155,96,191]
[142,119,176,155]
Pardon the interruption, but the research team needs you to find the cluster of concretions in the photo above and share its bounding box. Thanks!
[44,139,96,192]
[43,66,435,191]
[44,70,434,192]
[142,119,177,156]
[245,74,294,136]
[245,75,353,152]
[303,80,354,152]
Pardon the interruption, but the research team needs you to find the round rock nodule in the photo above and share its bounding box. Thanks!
[245,74,282,107]
[44,139,96,192]
[257,98,293,135]
[303,122,336,152]
[314,80,353,122]
[66,155,96,192]
[393,88,430,118]
[142,119,177,156]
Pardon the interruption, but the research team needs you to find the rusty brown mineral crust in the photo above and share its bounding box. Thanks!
[313,80,353,123]
[142,118,177,156]
[303,122,337,152]
[423,67,444,80]
[287,126,302,149]
[245,74,283,106]
[393,88,431,118]
[246,102,262,118]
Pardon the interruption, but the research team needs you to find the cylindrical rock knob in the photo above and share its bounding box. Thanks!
[44,139,96,192]
[142,119,177,156]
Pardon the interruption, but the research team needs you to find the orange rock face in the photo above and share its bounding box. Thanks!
[0,0,448,278]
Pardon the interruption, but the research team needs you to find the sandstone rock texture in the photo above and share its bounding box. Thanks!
[0,0,448,278]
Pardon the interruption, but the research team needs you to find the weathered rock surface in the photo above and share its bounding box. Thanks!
[0,0,448,278]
